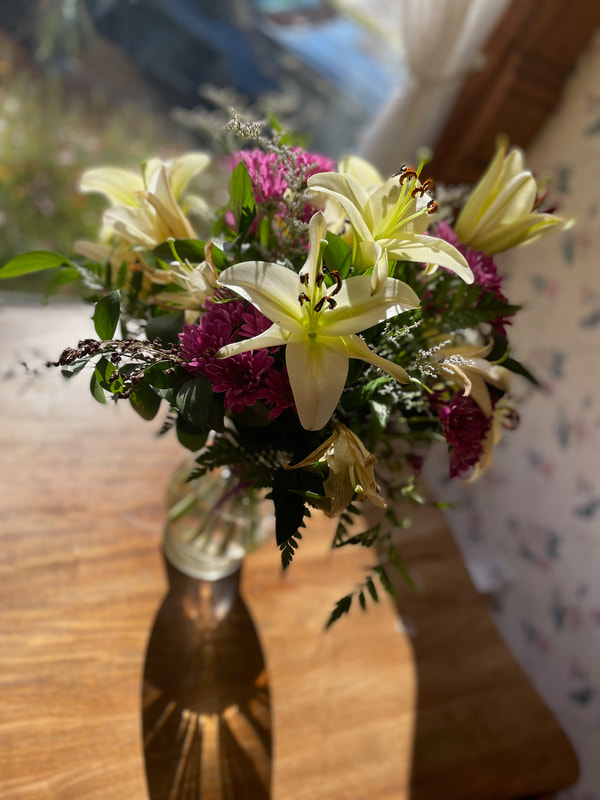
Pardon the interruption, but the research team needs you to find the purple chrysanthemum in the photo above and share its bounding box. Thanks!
[435,220,513,335]
[434,391,492,478]
[179,298,294,417]
[257,366,295,419]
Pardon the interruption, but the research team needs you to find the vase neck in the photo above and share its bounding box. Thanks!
[163,557,242,624]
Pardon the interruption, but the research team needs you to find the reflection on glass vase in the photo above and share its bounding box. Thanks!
[142,465,274,800]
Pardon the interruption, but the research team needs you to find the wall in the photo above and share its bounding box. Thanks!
[427,30,600,800]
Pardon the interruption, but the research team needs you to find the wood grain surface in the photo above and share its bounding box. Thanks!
[0,301,579,799]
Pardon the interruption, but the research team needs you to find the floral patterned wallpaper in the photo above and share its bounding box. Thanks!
[427,29,600,800]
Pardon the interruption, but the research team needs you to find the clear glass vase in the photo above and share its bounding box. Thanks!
[163,464,273,581]
[142,466,274,800]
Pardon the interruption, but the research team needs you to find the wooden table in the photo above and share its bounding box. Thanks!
[0,301,579,800]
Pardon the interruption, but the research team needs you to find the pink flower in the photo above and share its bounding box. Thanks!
[232,147,335,226]
[234,147,335,205]
[179,297,294,416]
[434,391,492,478]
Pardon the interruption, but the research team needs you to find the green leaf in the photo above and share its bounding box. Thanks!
[229,161,256,239]
[175,374,214,428]
[146,310,185,346]
[324,233,352,279]
[92,291,121,340]
[176,415,209,451]
[89,371,107,404]
[93,356,123,393]
[130,382,162,420]
[0,251,72,279]
[502,357,541,387]
[61,356,92,379]
[145,361,177,390]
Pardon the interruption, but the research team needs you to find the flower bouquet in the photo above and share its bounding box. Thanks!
[1,119,570,625]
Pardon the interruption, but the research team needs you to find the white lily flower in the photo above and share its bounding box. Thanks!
[435,341,512,417]
[153,257,219,312]
[215,212,420,431]
[307,167,473,293]
[79,152,210,249]
[455,138,572,254]
[80,152,210,208]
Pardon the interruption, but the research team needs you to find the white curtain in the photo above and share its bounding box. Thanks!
[359,0,510,175]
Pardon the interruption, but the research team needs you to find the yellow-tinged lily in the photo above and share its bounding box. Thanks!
[79,152,210,248]
[215,212,419,431]
[153,245,219,313]
[307,166,473,293]
[434,341,512,417]
[465,398,517,483]
[455,137,572,254]
[286,422,386,516]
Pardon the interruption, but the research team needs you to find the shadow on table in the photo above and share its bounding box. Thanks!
[141,561,271,800]
[390,523,580,800]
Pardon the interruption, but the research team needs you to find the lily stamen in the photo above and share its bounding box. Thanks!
[298,292,311,306]
[330,270,343,296]
[399,168,418,185]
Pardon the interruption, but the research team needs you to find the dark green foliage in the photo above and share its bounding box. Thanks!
[130,382,162,421]
[175,374,214,428]
[269,468,324,547]
[279,531,303,571]
[175,416,209,451]
[146,310,185,347]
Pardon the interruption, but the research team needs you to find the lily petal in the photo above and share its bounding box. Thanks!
[215,323,289,359]
[142,166,196,239]
[321,274,419,336]
[286,337,349,430]
[167,152,210,199]
[299,212,329,290]
[338,155,384,188]
[218,262,306,335]
[80,167,143,207]
[385,234,473,283]
[307,172,374,242]
[456,137,508,235]
[467,172,537,240]
[474,213,569,254]
[343,333,410,383]
[105,206,158,247]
